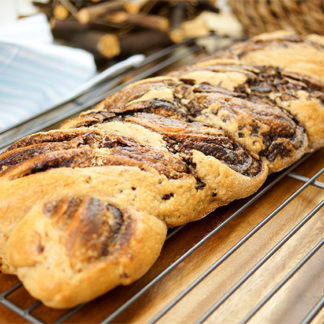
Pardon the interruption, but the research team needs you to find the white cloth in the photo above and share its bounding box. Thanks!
[0,14,96,132]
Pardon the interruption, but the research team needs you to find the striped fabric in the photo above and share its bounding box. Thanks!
[0,13,96,132]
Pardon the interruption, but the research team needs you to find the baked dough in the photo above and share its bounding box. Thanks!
[0,31,323,308]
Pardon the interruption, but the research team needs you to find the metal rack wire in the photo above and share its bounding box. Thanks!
[0,39,323,324]
[0,38,201,152]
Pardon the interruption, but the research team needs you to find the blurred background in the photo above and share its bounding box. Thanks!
[2,0,324,70]
[0,0,242,69]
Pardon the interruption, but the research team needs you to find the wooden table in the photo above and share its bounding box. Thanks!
[1,149,323,324]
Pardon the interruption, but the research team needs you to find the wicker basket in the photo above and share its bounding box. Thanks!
[228,0,324,36]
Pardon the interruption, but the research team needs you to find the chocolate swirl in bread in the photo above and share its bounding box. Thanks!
[210,30,324,149]
[5,196,167,308]
[0,31,323,309]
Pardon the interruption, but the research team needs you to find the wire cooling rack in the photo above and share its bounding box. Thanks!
[0,39,323,324]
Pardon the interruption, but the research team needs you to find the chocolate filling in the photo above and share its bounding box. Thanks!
[43,197,133,262]
[7,129,98,151]
[233,66,324,105]
[2,133,189,180]
[127,113,262,177]
[162,193,174,200]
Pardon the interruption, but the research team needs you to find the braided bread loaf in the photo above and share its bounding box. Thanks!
[0,31,323,309]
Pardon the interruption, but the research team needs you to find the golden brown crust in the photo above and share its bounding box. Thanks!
[0,31,323,309]
[215,32,324,83]
[192,56,324,152]
[5,197,167,308]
